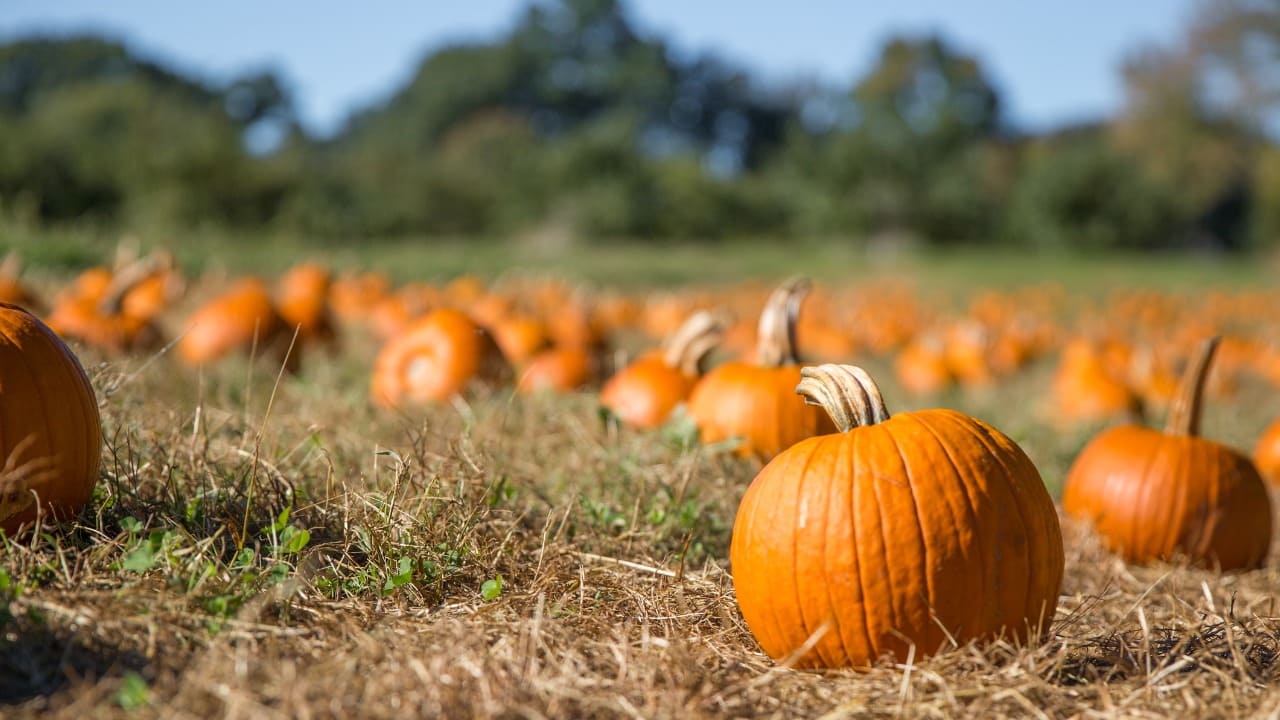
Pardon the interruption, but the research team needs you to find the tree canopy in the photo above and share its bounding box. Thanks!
[2,0,1278,250]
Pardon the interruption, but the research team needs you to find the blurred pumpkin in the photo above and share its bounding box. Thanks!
[371,308,506,407]
[687,277,835,461]
[600,310,724,429]
[275,262,337,349]
[177,278,295,370]
[516,345,595,395]
[45,260,166,354]
[490,315,551,366]
[1063,337,1272,570]
[1254,417,1280,487]
[329,271,391,322]
[118,250,184,322]
[1051,339,1144,425]
[894,335,953,396]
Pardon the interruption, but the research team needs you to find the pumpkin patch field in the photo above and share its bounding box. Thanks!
[7,238,1280,718]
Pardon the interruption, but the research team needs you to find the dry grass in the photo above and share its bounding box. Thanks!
[5,311,1280,719]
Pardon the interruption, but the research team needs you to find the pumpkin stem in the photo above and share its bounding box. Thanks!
[98,257,159,315]
[796,364,891,432]
[113,234,141,272]
[757,276,811,367]
[0,252,20,280]
[1164,336,1220,437]
[662,310,726,375]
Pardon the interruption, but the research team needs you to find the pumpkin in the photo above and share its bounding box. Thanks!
[943,321,993,386]
[600,310,724,429]
[731,364,1063,669]
[177,278,295,370]
[275,262,337,349]
[329,271,391,322]
[371,308,506,407]
[0,302,102,535]
[516,345,595,395]
[1255,418,1280,487]
[687,277,835,461]
[45,260,166,354]
[118,250,184,322]
[490,315,551,367]
[1062,337,1272,569]
[894,335,953,396]
[1051,339,1144,425]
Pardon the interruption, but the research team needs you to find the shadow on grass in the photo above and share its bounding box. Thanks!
[1048,618,1280,686]
[0,615,149,705]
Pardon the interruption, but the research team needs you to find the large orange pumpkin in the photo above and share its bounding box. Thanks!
[371,308,506,407]
[1062,337,1272,569]
[600,310,724,429]
[177,278,295,370]
[687,277,834,461]
[0,302,103,535]
[731,364,1063,669]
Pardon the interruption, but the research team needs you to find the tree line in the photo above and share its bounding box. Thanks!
[2,0,1278,250]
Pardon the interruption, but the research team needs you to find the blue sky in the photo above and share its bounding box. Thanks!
[1,1,1200,137]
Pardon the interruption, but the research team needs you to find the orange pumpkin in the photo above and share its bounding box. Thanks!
[687,277,835,461]
[1256,418,1280,487]
[45,260,166,354]
[1063,337,1272,569]
[516,345,595,395]
[894,335,953,395]
[731,364,1063,669]
[275,262,337,349]
[329,271,391,322]
[0,302,103,535]
[600,310,724,428]
[489,315,551,367]
[371,308,506,407]
[177,278,295,370]
[118,250,184,322]
[1051,339,1144,425]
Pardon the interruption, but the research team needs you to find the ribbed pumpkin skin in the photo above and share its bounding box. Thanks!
[1255,419,1280,486]
[1063,425,1271,569]
[600,353,695,429]
[731,409,1063,669]
[687,363,835,461]
[0,303,102,534]
[371,309,501,407]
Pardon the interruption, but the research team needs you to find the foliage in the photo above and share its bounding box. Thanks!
[2,0,1280,248]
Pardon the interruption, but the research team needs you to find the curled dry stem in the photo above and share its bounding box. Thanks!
[662,310,727,375]
[796,363,891,432]
[1164,335,1220,437]
[756,276,811,367]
